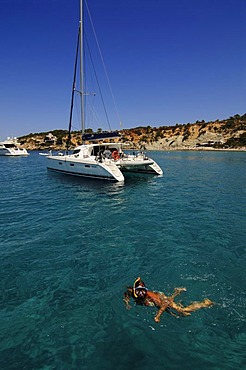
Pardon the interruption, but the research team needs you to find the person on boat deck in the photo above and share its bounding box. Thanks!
[103,147,112,159]
[123,277,214,323]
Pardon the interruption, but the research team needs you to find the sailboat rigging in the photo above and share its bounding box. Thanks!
[47,0,163,182]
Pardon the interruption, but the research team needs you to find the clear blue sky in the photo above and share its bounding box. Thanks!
[0,0,245,139]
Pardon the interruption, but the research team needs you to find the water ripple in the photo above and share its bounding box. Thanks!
[0,151,245,369]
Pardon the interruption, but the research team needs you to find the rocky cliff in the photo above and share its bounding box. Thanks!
[18,114,246,151]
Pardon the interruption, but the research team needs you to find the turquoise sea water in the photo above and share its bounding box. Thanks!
[0,150,245,370]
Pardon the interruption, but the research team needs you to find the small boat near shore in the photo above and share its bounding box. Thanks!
[0,137,29,156]
[39,151,52,156]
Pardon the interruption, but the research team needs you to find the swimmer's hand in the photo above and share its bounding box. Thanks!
[123,297,131,309]
[175,287,187,293]
[154,316,160,323]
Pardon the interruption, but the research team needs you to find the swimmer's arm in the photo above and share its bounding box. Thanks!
[154,303,168,323]
[123,288,133,309]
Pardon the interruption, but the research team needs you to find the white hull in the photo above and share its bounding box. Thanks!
[47,155,125,182]
[46,143,162,182]
[117,156,162,175]
[0,150,29,156]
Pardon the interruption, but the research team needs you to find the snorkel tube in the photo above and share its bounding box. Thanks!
[133,277,148,298]
[133,277,141,298]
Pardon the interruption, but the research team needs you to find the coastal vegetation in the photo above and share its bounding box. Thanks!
[18,113,246,151]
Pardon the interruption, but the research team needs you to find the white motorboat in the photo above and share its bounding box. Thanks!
[0,137,29,156]
[47,0,163,182]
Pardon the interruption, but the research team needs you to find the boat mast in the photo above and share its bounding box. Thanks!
[66,28,80,151]
[80,0,85,140]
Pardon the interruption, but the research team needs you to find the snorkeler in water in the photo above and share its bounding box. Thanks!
[123,277,214,323]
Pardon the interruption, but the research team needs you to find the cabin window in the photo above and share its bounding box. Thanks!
[70,163,75,166]
[93,146,102,156]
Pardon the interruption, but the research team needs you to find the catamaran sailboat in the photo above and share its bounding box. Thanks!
[47,0,163,182]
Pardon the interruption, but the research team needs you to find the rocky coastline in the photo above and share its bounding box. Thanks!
[18,114,246,152]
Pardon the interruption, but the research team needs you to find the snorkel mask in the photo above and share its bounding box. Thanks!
[133,277,148,298]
